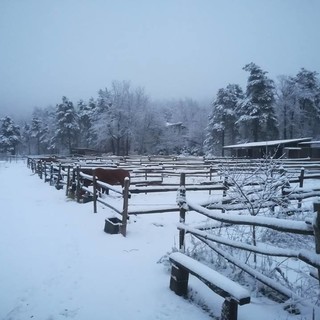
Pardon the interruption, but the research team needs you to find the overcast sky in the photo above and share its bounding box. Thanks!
[1,0,320,117]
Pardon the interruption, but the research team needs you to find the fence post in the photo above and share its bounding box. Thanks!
[280,166,290,208]
[222,175,228,213]
[298,168,305,209]
[179,172,186,251]
[50,164,54,185]
[76,166,81,203]
[313,201,320,283]
[69,166,76,199]
[39,161,43,179]
[93,169,97,213]
[55,163,62,189]
[209,167,213,195]
[43,162,47,182]
[299,167,305,188]
[121,177,130,237]
[66,166,70,196]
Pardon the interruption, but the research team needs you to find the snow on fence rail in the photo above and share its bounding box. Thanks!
[28,156,320,208]
[176,171,320,310]
[74,167,225,217]
[27,156,320,311]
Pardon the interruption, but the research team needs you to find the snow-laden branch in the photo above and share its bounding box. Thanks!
[195,236,318,309]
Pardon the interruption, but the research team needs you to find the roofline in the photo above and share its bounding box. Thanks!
[223,138,313,149]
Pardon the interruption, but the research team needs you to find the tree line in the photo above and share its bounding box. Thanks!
[0,63,319,156]
[204,63,320,156]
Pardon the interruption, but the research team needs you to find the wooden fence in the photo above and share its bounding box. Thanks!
[177,171,320,311]
[26,155,320,314]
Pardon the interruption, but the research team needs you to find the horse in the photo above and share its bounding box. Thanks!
[79,168,130,195]
[94,168,130,187]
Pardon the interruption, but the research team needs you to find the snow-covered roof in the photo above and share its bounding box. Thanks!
[165,121,184,127]
[224,138,312,149]
[298,141,320,145]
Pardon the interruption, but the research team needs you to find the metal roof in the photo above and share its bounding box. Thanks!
[223,137,312,149]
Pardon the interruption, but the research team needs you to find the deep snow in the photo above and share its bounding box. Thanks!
[0,160,316,319]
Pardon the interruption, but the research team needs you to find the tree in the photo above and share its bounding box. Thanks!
[275,69,320,139]
[93,81,150,155]
[133,105,163,154]
[30,117,47,154]
[275,75,297,139]
[77,99,97,148]
[107,81,133,156]
[54,96,80,154]
[238,63,278,142]
[175,98,209,155]
[30,106,57,154]
[204,84,243,156]
[21,123,32,154]
[153,98,209,155]
[0,116,21,155]
[219,158,291,263]
[293,68,320,137]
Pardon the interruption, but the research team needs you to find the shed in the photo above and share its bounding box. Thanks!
[223,138,313,159]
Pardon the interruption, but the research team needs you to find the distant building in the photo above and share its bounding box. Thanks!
[223,138,320,159]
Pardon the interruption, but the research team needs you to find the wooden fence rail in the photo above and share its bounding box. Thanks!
[176,174,320,309]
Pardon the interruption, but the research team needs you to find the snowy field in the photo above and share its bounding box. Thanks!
[0,160,316,320]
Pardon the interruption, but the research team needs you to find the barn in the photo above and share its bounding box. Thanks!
[223,137,320,159]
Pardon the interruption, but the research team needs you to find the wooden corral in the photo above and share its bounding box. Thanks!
[27,154,320,315]
[175,170,320,314]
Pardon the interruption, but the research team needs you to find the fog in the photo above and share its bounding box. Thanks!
[1,0,319,117]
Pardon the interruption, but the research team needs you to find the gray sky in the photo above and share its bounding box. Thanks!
[1,0,320,117]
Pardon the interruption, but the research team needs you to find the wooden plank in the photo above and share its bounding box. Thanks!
[169,252,250,305]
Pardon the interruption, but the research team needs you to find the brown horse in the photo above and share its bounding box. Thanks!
[94,168,130,187]
[80,168,130,188]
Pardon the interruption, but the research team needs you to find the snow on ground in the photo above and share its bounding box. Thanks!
[0,160,315,319]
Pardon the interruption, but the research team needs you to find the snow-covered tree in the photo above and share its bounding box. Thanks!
[134,104,163,154]
[93,81,150,155]
[204,84,243,156]
[128,87,160,154]
[275,75,298,139]
[293,68,320,137]
[77,99,97,148]
[0,116,21,155]
[153,98,209,155]
[30,117,47,154]
[237,63,278,142]
[107,81,133,156]
[92,88,113,152]
[275,69,320,139]
[54,96,80,154]
[21,123,32,154]
[30,106,56,153]
[176,98,208,155]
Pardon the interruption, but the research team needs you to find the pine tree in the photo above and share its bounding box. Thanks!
[204,84,243,156]
[275,75,299,139]
[77,99,97,148]
[293,68,320,137]
[22,123,32,154]
[0,116,21,155]
[54,96,80,154]
[31,117,46,154]
[275,69,320,139]
[238,63,278,142]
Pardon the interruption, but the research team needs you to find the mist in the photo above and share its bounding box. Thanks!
[1,0,319,118]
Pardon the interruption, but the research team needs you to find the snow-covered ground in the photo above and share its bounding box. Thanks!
[0,160,316,319]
